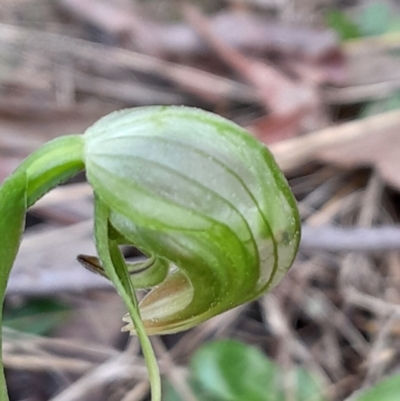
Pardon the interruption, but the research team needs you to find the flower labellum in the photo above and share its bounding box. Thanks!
[83,106,301,335]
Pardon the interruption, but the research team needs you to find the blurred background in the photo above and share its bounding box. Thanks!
[2,0,400,400]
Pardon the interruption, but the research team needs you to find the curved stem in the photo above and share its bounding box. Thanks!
[14,134,85,207]
[1,134,162,400]
[0,170,27,401]
[0,135,85,401]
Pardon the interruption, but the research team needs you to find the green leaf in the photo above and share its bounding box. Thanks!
[191,340,280,401]
[386,18,400,34]
[293,368,326,401]
[0,169,27,401]
[189,340,325,401]
[354,373,400,401]
[362,93,400,117]
[326,10,361,41]
[358,3,391,37]
[3,298,70,336]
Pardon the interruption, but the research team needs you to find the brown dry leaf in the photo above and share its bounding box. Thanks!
[184,5,320,141]
[327,37,400,105]
[270,109,400,182]
[344,37,400,86]
[318,121,400,190]
[184,5,317,114]
[59,0,339,59]
[247,111,305,144]
[59,0,141,37]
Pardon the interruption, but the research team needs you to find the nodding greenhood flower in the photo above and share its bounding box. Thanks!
[82,106,301,335]
[0,105,300,401]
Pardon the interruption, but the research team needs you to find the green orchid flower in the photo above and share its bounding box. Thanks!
[0,106,300,401]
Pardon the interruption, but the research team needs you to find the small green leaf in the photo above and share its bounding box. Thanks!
[3,299,70,336]
[191,340,280,401]
[354,373,400,401]
[189,340,325,401]
[293,368,326,401]
[387,19,400,34]
[358,3,391,37]
[362,93,400,117]
[326,10,361,41]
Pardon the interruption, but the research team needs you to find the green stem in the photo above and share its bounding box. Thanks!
[94,198,161,401]
[1,134,161,400]
[0,134,84,401]
[14,134,85,207]
[0,170,27,401]
[109,241,162,401]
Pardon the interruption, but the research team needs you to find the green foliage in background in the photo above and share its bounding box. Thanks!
[166,340,400,401]
[3,298,70,336]
[165,340,325,401]
[326,2,397,40]
[353,373,400,401]
[326,2,400,117]
[326,10,361,41]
